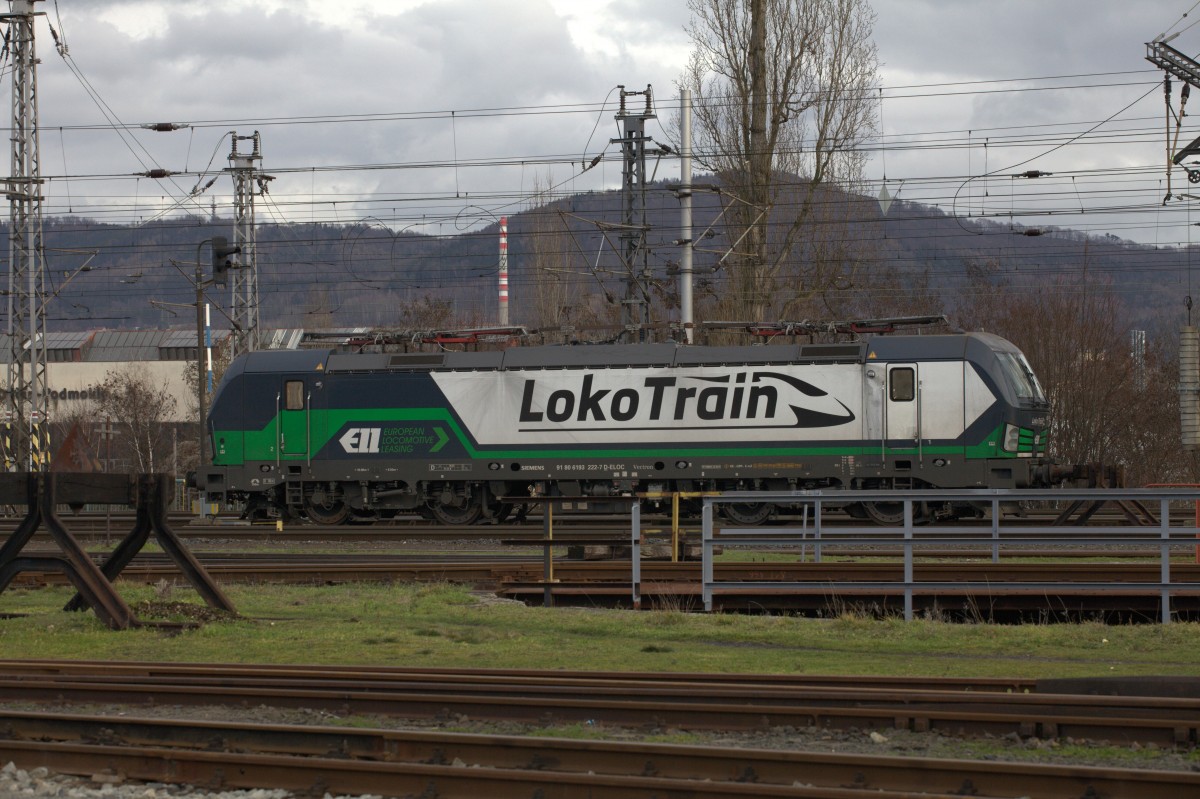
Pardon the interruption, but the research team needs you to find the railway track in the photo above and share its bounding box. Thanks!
[12,554,1200,587]
[11,553,1200,618]
[4,710,1197,799]
[5,505,1195,537]
[0,660,1197,746]
[10,510,1200,570]
[0,661,1197,798]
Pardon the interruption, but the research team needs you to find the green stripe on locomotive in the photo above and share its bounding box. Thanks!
[213,407,1018,465]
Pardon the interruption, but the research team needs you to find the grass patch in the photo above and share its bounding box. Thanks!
[528,722,610,740]
[946,738,1200,767]
[2,581,1200,678]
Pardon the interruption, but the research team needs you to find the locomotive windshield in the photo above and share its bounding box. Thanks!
[995,350,1045,402]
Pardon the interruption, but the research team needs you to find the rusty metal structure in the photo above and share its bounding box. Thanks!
[0,472,235,628]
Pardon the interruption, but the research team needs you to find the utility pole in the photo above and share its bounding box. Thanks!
[613,85,655,342]
[1147,39,1200,191]
[1146,39,1200,450]
[196,236,238,517]
[679,89,694,344]
[2,0,47,471]
[227,131,272,358]
[746,0,769,317]
[195,252,207,516]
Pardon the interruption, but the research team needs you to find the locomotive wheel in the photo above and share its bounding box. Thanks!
[305,491,351,525]
[721,502,774,526]
[862,501,927,526]
[430,497,483,525]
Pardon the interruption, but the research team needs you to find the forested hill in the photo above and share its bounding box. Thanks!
[17,184,1194,336]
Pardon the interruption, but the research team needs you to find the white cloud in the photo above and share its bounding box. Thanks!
[9,0,1196,242]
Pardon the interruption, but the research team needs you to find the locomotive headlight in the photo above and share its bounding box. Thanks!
[1002,423,1021,453]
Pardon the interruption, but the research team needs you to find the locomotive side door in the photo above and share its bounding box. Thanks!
[884,363,919,456]
[862,364,886,466]
[280,377,310,457]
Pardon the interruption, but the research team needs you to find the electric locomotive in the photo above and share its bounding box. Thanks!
[196,331,1053,524]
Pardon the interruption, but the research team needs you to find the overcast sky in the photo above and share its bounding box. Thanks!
[16,0,1200,245]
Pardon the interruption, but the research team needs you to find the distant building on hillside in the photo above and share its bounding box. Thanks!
[0,328,323,423]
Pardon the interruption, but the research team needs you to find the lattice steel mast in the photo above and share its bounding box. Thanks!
[227,131,271,357]
[613,85,655,343]
[2,0,47,470]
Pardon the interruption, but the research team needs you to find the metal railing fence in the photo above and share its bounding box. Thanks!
[629,488,1200,622]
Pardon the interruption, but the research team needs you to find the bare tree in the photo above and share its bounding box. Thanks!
[1116,339,1195,486]
[523,178,576,341]
[47,397,102,472]
[96,365,177,474]
[959,264,1191,486]
[679,0,879,322]
[397,294,454,330]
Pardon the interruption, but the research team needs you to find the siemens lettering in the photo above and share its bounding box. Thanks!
[517,371,856,430]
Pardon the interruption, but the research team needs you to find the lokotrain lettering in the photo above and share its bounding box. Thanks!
[519,373,777,424]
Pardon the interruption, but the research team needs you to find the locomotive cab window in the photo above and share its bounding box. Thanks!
[889,368,915,402]
[995,351,1045,402]
[285,380,305,410]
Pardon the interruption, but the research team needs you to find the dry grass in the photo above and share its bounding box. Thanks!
[2,581,1199,679]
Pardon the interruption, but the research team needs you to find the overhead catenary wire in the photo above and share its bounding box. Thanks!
[6,52,1182,247]
[7,22,1200,329]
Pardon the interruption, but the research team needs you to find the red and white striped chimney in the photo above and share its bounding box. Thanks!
[498,215,509,326]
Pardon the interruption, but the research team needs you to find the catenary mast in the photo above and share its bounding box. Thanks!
[227,131,272,357]
[614,85,655,342]
[2,0,47,470]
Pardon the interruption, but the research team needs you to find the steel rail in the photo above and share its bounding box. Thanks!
[14,559,1200,619]
[18,558,1200,584]
[1,710,1197,799]
[6,505,1189,540]
[0,658,1038,693]
[0,663,1196,746]
[0,739,962,799]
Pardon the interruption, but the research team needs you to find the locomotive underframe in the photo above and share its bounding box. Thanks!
[209,450,1043,525]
